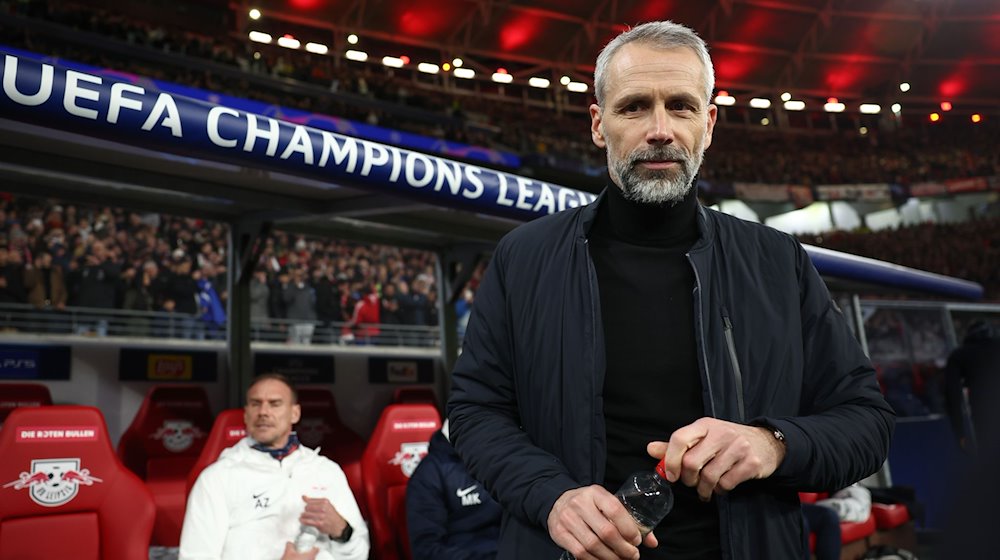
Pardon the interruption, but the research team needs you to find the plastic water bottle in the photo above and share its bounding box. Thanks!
[559,457,674,559]
[295,525,320,552]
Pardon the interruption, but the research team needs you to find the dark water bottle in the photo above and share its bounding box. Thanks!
[559,458,674,559]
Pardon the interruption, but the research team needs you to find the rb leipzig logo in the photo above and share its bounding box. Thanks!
[2,458,102,507]
[388,442,429,478]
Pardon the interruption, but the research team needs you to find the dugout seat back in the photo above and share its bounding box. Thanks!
[0,383,53,426]
[0,406,155,560]
[296,388,367,514]
[185,408,246,496]
[391,387,438,408]
[361,404,440,560]
[116,386,213,545]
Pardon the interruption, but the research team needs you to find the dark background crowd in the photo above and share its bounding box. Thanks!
[2,0,998,190]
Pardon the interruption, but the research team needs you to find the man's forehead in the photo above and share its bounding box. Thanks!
[247,379,293,402]
[606,44,705,95]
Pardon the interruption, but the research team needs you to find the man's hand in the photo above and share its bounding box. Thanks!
[546,485,657,560]
[649,417,786,502]
[280,541,318,560]
[300,495,349,539]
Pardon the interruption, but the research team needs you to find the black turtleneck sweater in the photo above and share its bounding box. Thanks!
[588,183,721,559]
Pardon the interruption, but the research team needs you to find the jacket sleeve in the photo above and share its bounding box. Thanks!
[756,242,896,491]
[178,466,229,560]
[318,461,370,560]
[447,242,579,531]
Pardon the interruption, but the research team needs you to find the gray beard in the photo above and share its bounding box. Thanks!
[612,144,703,206]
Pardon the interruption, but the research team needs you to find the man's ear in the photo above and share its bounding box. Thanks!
[292,403,301,424]
[590,103,606,149]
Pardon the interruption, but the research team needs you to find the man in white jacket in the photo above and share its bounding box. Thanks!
[180,374,369,560]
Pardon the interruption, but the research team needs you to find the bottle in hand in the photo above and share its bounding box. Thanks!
[559,457,674,559]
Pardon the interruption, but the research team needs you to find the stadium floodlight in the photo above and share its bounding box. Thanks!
[277,35,300,49]
[929,112,940,122]
[749,97,771,109]
[418,62,440,74]
[560,75,571,86]
[347,34,359,45]
[492,71,513,84]
[345,50,368,62]
[248,31,272,44]
[899,82,911,92]
[305,42,328,55]
[454,68,475,79]
[529,77,550,88]
[760,117,770,126]
[972,113,982,123]
[780,92,792,102]
[249,8,262,20]
[783,100,805,111]
[823,98,846,113]
[859,104,881,114]
[940,101,953,112]
[714,91,736,106]
[382,56,405,68]
[452,58,464,68]
[859,126,868,135]
[567,81,588,93]
[891,103,902,113]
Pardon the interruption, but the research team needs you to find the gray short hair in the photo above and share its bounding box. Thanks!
[594,21,715,106]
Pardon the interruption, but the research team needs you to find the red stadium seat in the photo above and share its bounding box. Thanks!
[116,385,213,546]
[185,408,246,497]
[296,388,367,515]
[391,387,439,408]
[0,383,53,425]
[870,502,916,551]
[871,503,909,529]
[361,403,440,560]
[0,405,154,560]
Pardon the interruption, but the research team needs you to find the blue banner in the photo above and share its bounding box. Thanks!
[0,48,594,221]
[0,345,71,380]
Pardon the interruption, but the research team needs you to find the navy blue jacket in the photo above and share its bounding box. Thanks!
[406,430,502,560]
[447,191,895,559]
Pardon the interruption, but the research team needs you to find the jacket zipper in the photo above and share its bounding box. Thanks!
[584,238,599,484]
[687,255,718,419]
[721,308,746,423]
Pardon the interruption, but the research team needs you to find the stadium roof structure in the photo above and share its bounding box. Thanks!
[244,0,1000,113]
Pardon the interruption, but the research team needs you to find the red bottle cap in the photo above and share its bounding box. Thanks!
[655,457,669,480]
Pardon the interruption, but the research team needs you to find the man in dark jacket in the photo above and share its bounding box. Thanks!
[406,421,501,560]
[447,20,895,560]
[945,320,1000,453]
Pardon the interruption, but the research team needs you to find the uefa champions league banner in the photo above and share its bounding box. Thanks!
[0,48,596,221]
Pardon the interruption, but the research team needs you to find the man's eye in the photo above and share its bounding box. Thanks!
[670,102,692,111]
[624,103,640,113]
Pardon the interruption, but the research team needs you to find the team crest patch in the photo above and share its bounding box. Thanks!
[3,458,102,507]
[150,419,205,452]
[388,442,429,478]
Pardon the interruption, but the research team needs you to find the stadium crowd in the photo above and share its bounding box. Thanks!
[0,194,445,342]
[4,0,998,186]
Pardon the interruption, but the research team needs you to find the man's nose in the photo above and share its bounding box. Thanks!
[646,106,674,145]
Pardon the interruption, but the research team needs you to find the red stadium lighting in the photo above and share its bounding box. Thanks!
[827,97,838,104]
[497,67,508,74]
[929,112,940,122]
[971,114,982,123]
[940,101,953,112]
[399,55,411,65]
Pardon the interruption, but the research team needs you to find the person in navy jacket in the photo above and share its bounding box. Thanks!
[406,420,501,560]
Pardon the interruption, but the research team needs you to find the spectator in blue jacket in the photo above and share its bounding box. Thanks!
[406,420,501,560]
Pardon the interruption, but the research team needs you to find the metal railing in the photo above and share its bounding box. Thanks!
[0,303,440,347]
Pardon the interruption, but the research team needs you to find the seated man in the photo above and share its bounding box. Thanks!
[406,420,502,560]
[180,374,369,560]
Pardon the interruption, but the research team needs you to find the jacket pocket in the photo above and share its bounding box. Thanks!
[721,308,746,422]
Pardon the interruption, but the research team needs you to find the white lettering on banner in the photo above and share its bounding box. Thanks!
[244,114,279,156]
[533,183,556,214]
[405,152,434,188]
[392,421,438,430]
[496,174,515,207]
[387,145,403,182]
[280,125,314,164]
[435,160,462,195]
[463,166,485,199]
[360,142,390,176]
[63,70,102,120]
[3,55,53,106]
[107,83,145,124]
[515,177,535,211]
[227,428,246,439]
[318,131,358,172]
[207,106,240,148]
[142,93,182,137]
